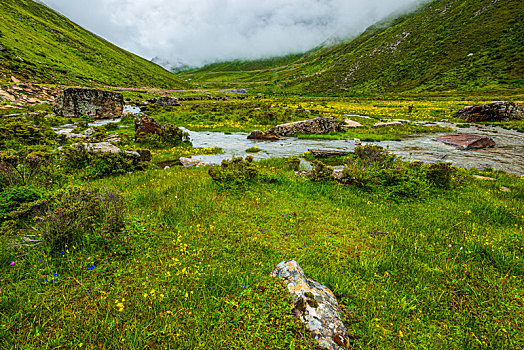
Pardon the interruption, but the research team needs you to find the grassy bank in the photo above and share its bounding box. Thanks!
[1,158,523,348]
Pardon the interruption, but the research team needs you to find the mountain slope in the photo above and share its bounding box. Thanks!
[0,0,189,89]
[182,0,523,94]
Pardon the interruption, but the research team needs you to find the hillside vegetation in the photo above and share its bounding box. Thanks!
[0,0,189,88]
[181,0,523,95]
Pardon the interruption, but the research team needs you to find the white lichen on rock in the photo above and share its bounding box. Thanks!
[271,260,349,350]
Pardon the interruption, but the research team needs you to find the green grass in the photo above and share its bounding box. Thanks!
[0,0,189,89]
[1,162,523,348]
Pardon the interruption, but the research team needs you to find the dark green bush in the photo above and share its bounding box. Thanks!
[0,150,54,188]
[37,187,125,252]
[354,144,396,167]
[284,157,301,171]
[427,162,455,188]
[61,144,139,179]
[208,156,258,188]
[138,123,190,148]
[309,160,334,182]
[0,186,41,225]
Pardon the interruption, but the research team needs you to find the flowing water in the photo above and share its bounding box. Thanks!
[54,107,524,175]
[185,123,524,175]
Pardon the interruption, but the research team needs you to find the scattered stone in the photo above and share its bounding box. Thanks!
[436,134,495,150]
[472,175,496,181]
[309,149,351,158]
[500,186,511,192]
[53,87,124,119]
[134,115,164,140]
[70,142,121,154]
[179,157,211,167]
[156,96,182,106]
[11,76,20,83]
[62,132,88,139]
[247,130,281,140]
[0,46,6,52]
[373,121,404,127]
[266,117,341,136]
[271,260,350,350]
[455,101,524,122]
[84,128,96,136]
[104,134,122,144]
[341,119,363,129]
[354,139,362,146]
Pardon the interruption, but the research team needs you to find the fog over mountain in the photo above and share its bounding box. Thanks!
[40,0,429,68]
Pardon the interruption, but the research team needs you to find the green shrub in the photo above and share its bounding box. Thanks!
[61,145,139,179]
[0,150,54,188]
[341,160,377,187]
[284,156,301,171]
[427,162,455,188]
[354,144,396,167]
[0,186,41,225]
[138,124,190,148]
[208,156,258,188]
[309,160,334,182]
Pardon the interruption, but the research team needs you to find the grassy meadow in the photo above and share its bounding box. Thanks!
[1,93,523,349]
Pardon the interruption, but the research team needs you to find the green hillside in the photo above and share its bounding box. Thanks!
[182,0,523,94]
[0,0,189,88]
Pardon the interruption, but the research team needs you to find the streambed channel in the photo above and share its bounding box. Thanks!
[54,109,524,175]
[185,123,524,175]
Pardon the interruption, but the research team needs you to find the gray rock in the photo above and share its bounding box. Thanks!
[456,101,524,122]
[179,157,211,167]
[271,260,350,350]
[247,130,281,140]
[341,119,363,129]
[373,121,404,127]
[70,142,121,154]
[156,96,182,106]
[53,87,123,119]
[84,128,96,136]
[266,117,341,136]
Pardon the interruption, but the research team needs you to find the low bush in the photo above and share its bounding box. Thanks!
[309,160,334,182]
[208,156,258,188]
[138,124,191,149]
[427,162,456,188]
[61,144,139,179]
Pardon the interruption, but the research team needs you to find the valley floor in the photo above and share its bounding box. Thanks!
[1,90,523,349]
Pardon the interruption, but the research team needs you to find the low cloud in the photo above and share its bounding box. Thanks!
[41,0,427,68]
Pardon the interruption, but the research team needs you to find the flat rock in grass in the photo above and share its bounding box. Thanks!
[70,142,121,153]
[179,157,210,167]
[341,119,363,129]
[437,134,495,150]
[500,186,511,192]
[472,175,496,181]
[373,121,404,128]
[271,260,350,350]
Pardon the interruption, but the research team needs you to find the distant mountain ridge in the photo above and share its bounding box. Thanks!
[181,0,523,94]
[0,0,189,89]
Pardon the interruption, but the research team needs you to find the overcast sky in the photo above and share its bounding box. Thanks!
[40,0,427,68]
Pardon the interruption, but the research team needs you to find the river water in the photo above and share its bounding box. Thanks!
[185,123,524,175]
[55,107,524,175]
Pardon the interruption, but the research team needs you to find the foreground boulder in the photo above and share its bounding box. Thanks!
[266,117,341,136]
[456,101,524,122]
[135,115,164,140]
[179,157,211,167]
[247,130,281,140]
[53,87,123,119]
[271,260,349,350]
[437,134,495,150]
